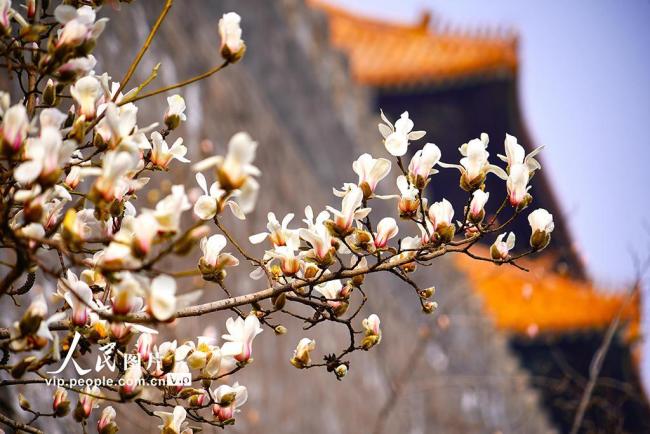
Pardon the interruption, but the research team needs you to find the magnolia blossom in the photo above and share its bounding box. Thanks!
[498,133,544,175]
[193,172,245,220]
[97,406,117,433]
[1,104,28,152]
[249,212,298,247]
[212,382,248,422]
[528,208,554,250]
[70,75,102,120]
[152,185,191,233]
[147,275,177,322]
[468,190,489,223]
[219,12,245,62]
[0,0,9,31]
[93,150,139,201]
[335,153,391,198]
[58,54,97,80]
[14,110,76,185]
[408,142,441,186]
[374,217,398,249]
[290,337,316,369]
[428,198,455,243]
[54,5,107,48]
[150,131,189,169]
[506,163,531,207]
[61,272,96,326]
[78,385,101,419]
[221,315,263,363]
[299,207,333,264]
[185,336,222,376]
[164,95,187,130]
[378,110,425,157]
[361,314,382,350]
[119,365,143,398]
[96,102,153,152]
[396,175,419,216]
[199,234,239,279]
[315,279,348,316]
[137,332,153,363]
[326,185,371,235]
[439,134,507,190]
[491,232,516,260]
[154,406,190,434]
[52,387,69,416]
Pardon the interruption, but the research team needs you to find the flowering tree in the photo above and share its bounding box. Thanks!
[0,1,556,433]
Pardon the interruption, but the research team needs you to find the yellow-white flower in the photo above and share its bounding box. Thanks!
[147,275,177,322]
[150,131,189,169]
[249,212,298,247]
[468,189,489,222]
[498,133,544,175]
[54,5,107,48]
[326,185,371,235]
[164,95,187,130]
[154,405,189,434]
[506,163,530,207]
[528,208,554,250]
[378,110,425,157]
[70,75,102,120]
[439,133,507,190]
[491,232,516,260]
[408,142,441,185]
[290,337,316,369]
[218,12,245,62]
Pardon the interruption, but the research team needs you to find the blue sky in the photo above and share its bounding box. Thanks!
[329,0,650,288]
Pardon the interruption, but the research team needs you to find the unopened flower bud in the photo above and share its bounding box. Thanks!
[52,387,70,417]
[19,295,47,336]
[219,12,246,63]
[419,287,435,299]
[98,406,118,434]
[18,393,31,411]
[274,325,287,335]
[335,364,348,379]
[43,79,58,106]
[422,301,438,314]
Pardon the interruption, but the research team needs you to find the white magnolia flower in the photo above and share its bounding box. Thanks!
[1,104,28,152]
[491,232,516,260]
[193,132,260,215]
[120,364,143,397]
[97,102,154,152]
[439,134,507,190]
[267,237,302,276]
[528,208,554,250]
[290,338,316,369]
[164,95,187,130]
[408,142,441,184]
[326,185,371,235]
[93,150,139,201]
[468,190,489,222]
[396,175,419,215]
[374,217,398,249]
[78,385,101,418]
[249,212,298,247]
[147,275,177,322]
[199,234,239,274]
[58,54,97,79]
[97,406,116,432]
[361,313,382,349]
[0,0,10,31]
[299,207,333,264]
[498,133,544,175]
[212,382,248,422]
[150,131,189,169]
[193,172,245,221]
[14,117,76,185]
[54,5,108,48]
[428,198,454,231]
[136,333,153,363]
[506,163,530,207]
[61,272,96,326]
[153,185,191,233]
[335,153,391,198]
[219,12,245,61]
[221,315,263,363]
[70,75,102,120]
[378,110,425,157]
[154,406,189,434]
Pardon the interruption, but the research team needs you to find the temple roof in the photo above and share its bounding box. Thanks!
[310,1,519,87]
[454,251,640,340]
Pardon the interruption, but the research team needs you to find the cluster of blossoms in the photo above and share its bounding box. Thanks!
[0,1,554,433]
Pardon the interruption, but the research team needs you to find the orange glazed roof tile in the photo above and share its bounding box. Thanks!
[310,1,519,87]
[454,250,640,340]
